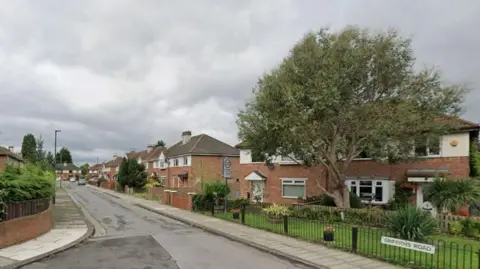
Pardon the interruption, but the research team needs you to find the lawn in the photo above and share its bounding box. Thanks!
[210,211,480,269]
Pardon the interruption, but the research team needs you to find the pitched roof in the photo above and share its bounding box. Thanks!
[105,157,123,167]
[437,116,480,131]
[0,147,23,161]
[89,163,103,170]
[55,163,80,170]
[166,134,239,157]
[126,149,149,161]
[145,147,165,161]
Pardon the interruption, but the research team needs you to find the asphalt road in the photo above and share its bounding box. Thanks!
[22,183,312,269]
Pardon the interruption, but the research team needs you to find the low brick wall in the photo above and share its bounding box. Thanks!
[0,206,53,248]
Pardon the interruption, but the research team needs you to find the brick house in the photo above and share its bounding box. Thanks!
[145,146,167,184]
[55,163,81,181]
[162,131,240,201]
[0,146,23,171]
[236,117,480,207]
[104,156,123,181]
[88,163,103,177]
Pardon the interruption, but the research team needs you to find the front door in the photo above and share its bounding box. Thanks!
[251,181,265,203]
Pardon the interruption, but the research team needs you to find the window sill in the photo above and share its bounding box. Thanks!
[361,200,388,205]
[282,196,299,199]
[279,161,302,165]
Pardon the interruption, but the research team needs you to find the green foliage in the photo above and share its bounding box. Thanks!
[203,181,230,197]
[262,204,291,217]
[150,140,166,148]
[36,135,46,162]
[460,218,480,238]
[192,194,214,211]
[387,205,438,241]
[45,151,55,169]
[230,198,250,209]
[237,26,467,208]
[448,221,463,235]
[0,164,54,202]
[317,192,363,208]
[80,163,89,176]
[21,133,37,163]
[55,147,73,163]
[117,158,147,189]
[424,178,480,213]
[385,184,414,210]
[470,142,480,177]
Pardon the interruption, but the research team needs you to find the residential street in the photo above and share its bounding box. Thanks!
[21,184,312,269]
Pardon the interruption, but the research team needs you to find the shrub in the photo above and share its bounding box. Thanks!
[203,181,230,197]
[387,205,438,241]
[384,184,414,210]
[460,218,480,238]
[0,164,54,202]
[263,204,291,218]
[448,221,463,235]
[318,192,363,208]
[345,207,388,227]
[192,194,215,211]
[230,198,249,209]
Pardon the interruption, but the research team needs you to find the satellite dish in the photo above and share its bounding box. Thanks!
[420,201,437,217]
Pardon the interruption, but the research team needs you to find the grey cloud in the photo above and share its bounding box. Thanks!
[0,0,479,164]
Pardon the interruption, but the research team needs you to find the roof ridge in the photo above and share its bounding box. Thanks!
[189,134,205,153]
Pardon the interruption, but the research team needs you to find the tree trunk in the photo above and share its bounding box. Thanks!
[332,185,350,209]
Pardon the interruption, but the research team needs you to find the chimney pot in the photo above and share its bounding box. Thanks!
[147,145,153,153]
[182,130,192,145]
[8,146,14,152]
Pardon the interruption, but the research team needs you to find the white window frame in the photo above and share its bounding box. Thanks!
[279,154,302,165]
[160,176,166,185]
[346,179,388,204]
[414,137,441,157]
[183,156,188,166]
[173,159,179,166]
[159,159,165,168]
[281,178,307,198]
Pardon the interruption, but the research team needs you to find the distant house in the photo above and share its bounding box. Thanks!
[104,156,124,181]
[55,162,81,181]
[0,146,23,171]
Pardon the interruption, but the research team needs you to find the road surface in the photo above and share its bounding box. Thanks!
[22,183,312,269]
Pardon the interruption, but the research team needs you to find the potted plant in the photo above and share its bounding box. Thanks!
[323,226,334,242]
[262,204,291,224]
[232,208,240,220]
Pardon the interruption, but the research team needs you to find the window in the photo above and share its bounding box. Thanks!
[415,137,441,156]
[183,157,188,166]
[251,149,266,162]
[160,176,166,185]
[347,179,387,203]
[281,179,306,198]
[159,159,165,168]
[280,154,302,164]
[173,159,179,166]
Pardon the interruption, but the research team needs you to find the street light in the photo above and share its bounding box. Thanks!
[53,130,61,203]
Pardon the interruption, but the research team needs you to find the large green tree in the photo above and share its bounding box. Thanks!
[45,151,55,167]
[36,135,46,162]
[117,158,147,189]
[55,147,73,163]
[80,163,89,176]
[21,134,37,163]
[237,27,467,208]
[150,140,166,148]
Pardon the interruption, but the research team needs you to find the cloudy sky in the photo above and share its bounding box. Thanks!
[0,0,479,164]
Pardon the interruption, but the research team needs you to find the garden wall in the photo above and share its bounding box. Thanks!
[0,206,53,248]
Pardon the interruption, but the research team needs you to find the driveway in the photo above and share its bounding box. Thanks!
[22,184,312,269]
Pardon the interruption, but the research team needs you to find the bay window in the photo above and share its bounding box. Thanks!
[281,178,306,198]
[346,178,392,204]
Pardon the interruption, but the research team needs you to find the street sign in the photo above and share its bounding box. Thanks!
[381,236,435,254]
[223,157,231,178]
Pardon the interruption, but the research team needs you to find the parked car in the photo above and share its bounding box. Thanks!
[69,177,76,182]
[78,178,86,186]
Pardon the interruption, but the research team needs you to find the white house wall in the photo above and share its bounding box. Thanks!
[441,132,469,157]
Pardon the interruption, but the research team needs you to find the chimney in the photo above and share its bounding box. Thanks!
[147,145,153,153]
[113,155,117,159]
[182,131,192,145]
[63,162,67,166]
[8,146,14,152]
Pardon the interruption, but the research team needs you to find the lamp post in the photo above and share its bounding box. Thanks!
[54,130,62,200]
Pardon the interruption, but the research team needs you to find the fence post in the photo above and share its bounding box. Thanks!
[241,204,245,224]
[283,216,288,234]
[351,227,358,253]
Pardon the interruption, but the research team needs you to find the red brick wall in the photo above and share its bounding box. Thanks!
[346,157,470,181]
[0,207,53,248]
[0,156,7,171]
[171,193,191,210]
[239,163,326,204]
[190,156,241,196]
[239,157,469,204]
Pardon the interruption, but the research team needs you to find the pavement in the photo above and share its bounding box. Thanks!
[0,187,91,269]
[88,185,401,269]
[19,183,314,269]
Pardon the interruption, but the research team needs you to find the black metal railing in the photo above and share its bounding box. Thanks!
[195,203,480,269]
[0,198,50,222]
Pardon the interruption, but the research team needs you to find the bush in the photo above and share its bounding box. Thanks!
[203,181,230,197]
[262,204,291,218]
[387,205,438,241]
[192,194,215,211]
[345,207,388,227]
[230,198,249,209]
[0,164,54,202]
[448,221,463,235]
[460,218,480,238]
[317,192,363,208]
